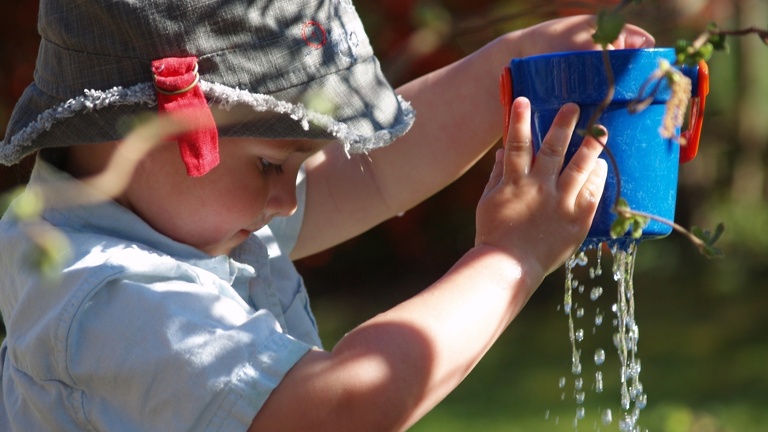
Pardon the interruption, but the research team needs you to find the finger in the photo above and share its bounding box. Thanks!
[503,97,534,183]
[558,127,608,205]
[481,148,505,199]
[575,158,608,216]
[531,103,580,178]
[614,25,655,49]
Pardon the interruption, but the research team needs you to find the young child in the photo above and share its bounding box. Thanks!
[0,0,653,430]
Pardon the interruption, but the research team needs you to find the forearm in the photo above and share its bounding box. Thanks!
[292,34,520,259]
[335,244,541,430]
[252,245,543,432]
[368,32,520,213]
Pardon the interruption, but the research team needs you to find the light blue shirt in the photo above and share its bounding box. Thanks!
[0,159,321,431]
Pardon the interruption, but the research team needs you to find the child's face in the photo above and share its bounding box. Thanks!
[120,137,328,256]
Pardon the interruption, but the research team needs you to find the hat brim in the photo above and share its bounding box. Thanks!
[1,55,415,165]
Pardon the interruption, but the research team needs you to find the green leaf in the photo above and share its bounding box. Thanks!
[675,39,690,52]
[691,223,726,259]
[710,222,725,244]
[631,215,650,238]
[610,199,633,238]
[610,198,650,239]
[696,42,715,62]
[590,125,607,138]
[700,243,724,259]
[592,10,625,48]
[708,33,728,51]
[760,31,768,46]
[691,226,705,239]
[611,216,633,239]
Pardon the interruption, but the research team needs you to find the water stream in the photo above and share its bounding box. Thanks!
[556,240,647,431]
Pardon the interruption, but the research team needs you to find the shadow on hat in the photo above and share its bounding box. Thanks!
[1,0,416,176]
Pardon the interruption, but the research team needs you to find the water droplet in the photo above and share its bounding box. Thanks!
[572,361,582,375]
[636,393,648,409]
[590,286,603,301]
[602,408,613,425]
[563,243,645,430]
[595,371,604,393]
[558,376,566,388]
[625,359,641,379]
[575,251,588,267]
[576,406,586,419]
[621,388,631,410]
[594,348,606,365]
[596,244,603,270]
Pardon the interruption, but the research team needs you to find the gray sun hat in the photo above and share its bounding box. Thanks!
[0,0,416,170]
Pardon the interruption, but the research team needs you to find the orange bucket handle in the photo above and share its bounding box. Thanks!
[680,60,709,163]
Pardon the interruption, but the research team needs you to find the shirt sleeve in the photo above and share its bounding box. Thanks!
[66,268,312,432]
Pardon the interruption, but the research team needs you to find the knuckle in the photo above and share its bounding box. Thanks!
[505,140,530,153]
[566,161,590,177]
[538,141,564,159]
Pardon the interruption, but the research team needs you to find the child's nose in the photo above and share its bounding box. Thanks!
[267,175,298,217]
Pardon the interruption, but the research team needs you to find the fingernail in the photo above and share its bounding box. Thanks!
[514,96,530,110]
[626,34,650,48]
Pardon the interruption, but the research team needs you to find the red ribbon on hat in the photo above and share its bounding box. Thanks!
[152,56,219,177]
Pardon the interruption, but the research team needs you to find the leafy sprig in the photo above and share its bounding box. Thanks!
[586,2,742,258]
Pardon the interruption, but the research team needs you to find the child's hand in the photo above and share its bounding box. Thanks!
[475,97,608,279]
[510,14,655,58]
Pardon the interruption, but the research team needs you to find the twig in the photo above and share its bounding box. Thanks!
[614,207,710,252]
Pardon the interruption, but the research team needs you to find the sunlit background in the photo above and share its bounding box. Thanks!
[2,0,766,431]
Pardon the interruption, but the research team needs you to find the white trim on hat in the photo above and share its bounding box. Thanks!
[1,81,415,164]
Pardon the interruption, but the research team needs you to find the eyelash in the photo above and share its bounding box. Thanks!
[260,158,284,176]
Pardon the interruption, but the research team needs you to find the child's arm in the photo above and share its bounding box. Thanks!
[292,15,652,260]
[249,98,608,431]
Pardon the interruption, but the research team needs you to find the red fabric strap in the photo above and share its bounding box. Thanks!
[152,56,219,177]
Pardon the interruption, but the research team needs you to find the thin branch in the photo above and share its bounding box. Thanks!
[614,207,710,251]
[586,49,624,210]
[712,26,768,40]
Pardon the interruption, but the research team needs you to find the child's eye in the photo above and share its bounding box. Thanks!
[260,158,284,175]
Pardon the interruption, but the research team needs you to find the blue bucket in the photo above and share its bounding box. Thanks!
[501,48,708,243]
